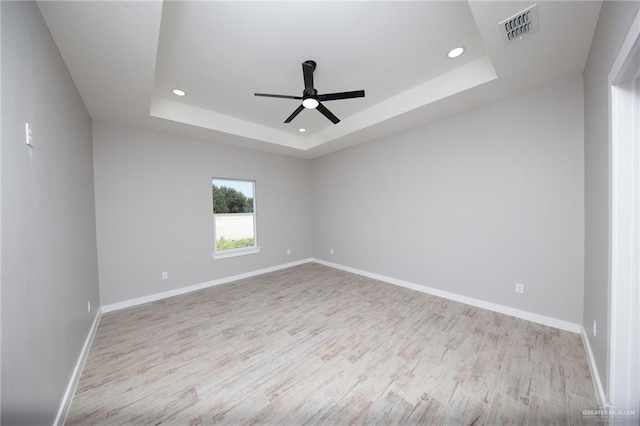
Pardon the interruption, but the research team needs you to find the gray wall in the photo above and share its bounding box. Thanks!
[0,0,4,417]
[312,75,585,324]
[1,2,100,424]
[583,0,640,395]
[93,121,312,305]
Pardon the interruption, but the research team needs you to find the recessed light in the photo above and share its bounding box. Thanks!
[172,88,186,97]
[298,128,307,133]
[447,47,464,59]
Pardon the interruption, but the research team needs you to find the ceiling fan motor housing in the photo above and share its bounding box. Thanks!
[304,88,318,97]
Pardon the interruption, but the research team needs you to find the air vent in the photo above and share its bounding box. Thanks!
[499,4,539,43]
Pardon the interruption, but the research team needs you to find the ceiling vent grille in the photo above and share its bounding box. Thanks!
[499,4,539,43]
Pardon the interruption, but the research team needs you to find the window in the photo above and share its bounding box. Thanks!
[212,178,259,259]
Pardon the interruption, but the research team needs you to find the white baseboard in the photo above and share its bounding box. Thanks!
[102,258,314,313]
[581,327,607,408]
[54,308,103,426]
[103,256,583,332]
[312,258,582,334]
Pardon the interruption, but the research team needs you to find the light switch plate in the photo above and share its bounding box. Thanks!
[25,122,33,148]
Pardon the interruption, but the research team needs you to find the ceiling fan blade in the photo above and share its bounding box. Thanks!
[316,102,340,124]
[255,93,302,100]
[318,90,365,102]
[284,104,305,123]
[302,62,314,91]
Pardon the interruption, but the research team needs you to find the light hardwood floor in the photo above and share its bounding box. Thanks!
[67,263,599,425]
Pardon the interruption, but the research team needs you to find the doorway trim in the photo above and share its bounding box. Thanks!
[607,7,640,421]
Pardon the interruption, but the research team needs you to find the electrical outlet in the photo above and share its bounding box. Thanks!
[162,272,168,280]
[593,320,597,338]
[87,301,91,313]
[515,283,524,294]
[330,248,334,255]
[286,249,291,255]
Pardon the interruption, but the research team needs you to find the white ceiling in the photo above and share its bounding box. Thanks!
[37,1,602,159]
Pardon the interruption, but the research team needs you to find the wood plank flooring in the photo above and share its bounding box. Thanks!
[67,263,599,425]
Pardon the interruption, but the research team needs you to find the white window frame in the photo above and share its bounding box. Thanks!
[211,178,260,260]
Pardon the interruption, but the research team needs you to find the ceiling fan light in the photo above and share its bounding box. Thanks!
[302,98,319,109]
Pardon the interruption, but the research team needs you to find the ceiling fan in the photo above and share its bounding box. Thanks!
[255,60,365,125]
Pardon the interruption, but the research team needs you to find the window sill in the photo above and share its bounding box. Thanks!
[212,247,261,260]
